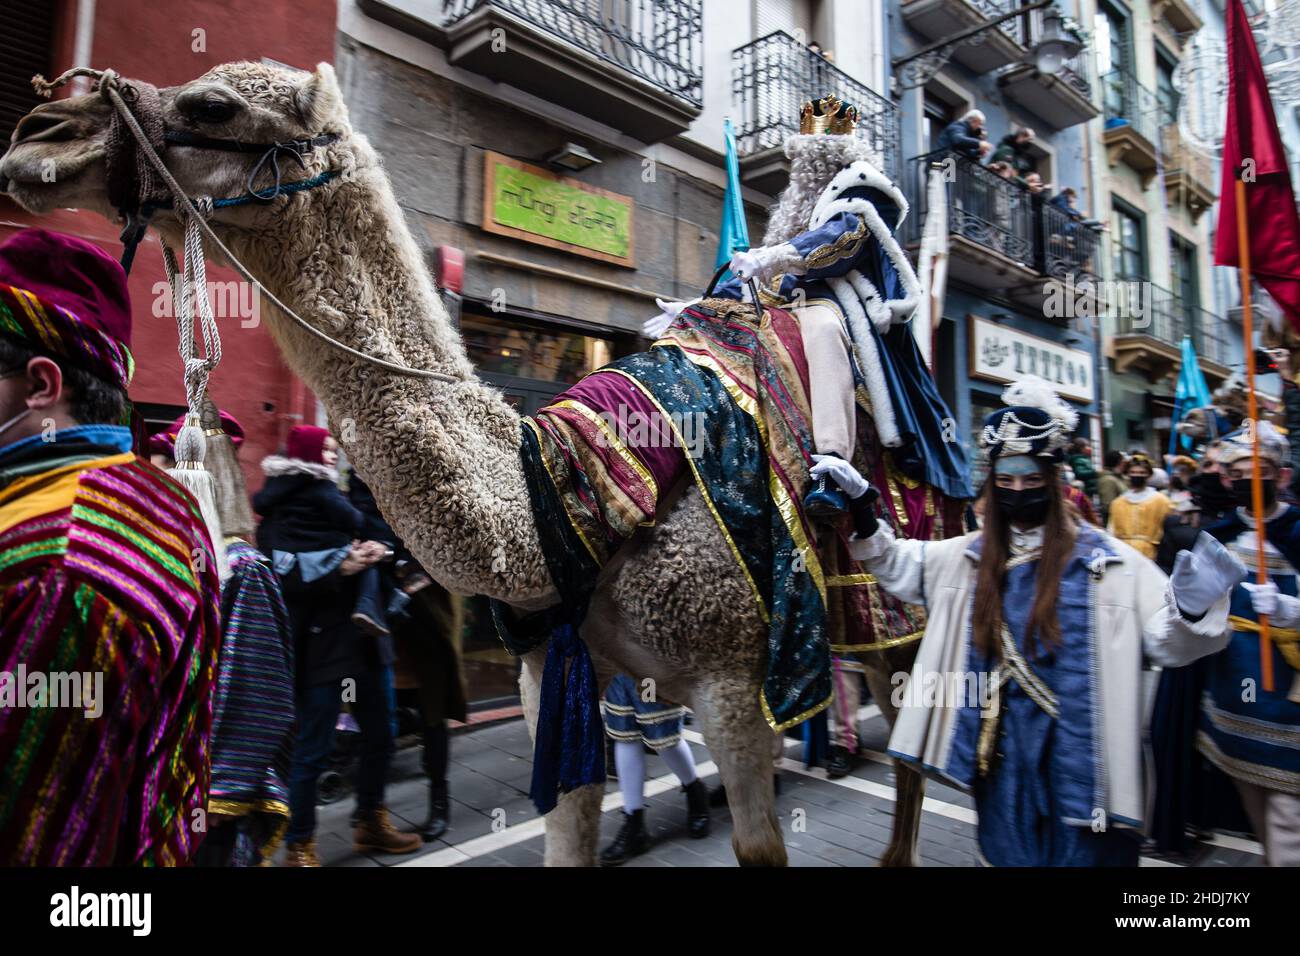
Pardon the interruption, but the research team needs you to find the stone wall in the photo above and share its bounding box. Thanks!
[336,37,768,334]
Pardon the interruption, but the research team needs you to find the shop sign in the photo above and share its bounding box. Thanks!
[482,151,634,267]
[969,315,1094,404]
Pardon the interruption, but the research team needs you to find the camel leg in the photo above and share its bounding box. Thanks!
[518,646,604,866]
[862,651,925,867]
[880,760,925,867]
[692,677,788,866]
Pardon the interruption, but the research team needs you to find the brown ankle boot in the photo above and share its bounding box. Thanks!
[282,839,321,867]
[352,807,422,855]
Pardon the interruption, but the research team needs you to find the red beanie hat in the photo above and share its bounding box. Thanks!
[286,425,331,464]
[0,229,134,390]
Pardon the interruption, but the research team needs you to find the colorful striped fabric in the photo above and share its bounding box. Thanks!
[206,541,294,862]
[0,453,220,866]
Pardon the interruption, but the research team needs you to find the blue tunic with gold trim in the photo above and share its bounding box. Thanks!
[1200,507,1300,795]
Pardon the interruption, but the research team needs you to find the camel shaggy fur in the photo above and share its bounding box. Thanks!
[1,60,925,866]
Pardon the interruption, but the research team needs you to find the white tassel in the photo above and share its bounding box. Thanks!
[167,413,229,585]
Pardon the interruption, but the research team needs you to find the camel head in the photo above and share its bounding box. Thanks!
[1,61,349,223]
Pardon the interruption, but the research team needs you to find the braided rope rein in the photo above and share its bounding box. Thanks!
[33,67,461,386]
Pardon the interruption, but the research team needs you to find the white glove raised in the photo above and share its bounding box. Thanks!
[1170,532,1248,618]
[810,454,871,500]
[1243,581,1279,618]
[729,243,802,284]
[642,297,699,338]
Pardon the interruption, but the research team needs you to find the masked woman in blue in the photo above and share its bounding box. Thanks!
[811,375,1246,865]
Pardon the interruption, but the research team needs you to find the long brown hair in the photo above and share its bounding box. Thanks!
[971,458,1077,660]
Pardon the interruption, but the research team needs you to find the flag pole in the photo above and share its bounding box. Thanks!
[1235,175,1275,692]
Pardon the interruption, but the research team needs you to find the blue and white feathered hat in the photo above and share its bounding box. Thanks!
[980,375,1079,463]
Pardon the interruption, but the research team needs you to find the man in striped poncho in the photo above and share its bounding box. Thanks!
[0,229,221,865]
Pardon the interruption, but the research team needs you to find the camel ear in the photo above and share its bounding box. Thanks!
[296,62,344,131]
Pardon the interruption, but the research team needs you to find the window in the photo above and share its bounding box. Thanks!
[1156,49,1179,127]
[1169,233,1200,310]
[1112,202,1146,280]
[0,0,56,145]
[923,95,951,154]
[1096,3,1132,117]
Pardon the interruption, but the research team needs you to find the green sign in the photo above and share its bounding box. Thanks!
[485,153,633,264]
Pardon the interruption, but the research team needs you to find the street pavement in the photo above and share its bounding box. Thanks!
[279,706,1264,868]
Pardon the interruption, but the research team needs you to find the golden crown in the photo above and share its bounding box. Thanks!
[799,95,858,135]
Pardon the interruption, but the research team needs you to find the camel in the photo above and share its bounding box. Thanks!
[0,60,927,866]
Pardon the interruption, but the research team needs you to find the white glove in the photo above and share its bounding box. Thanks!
[810,454,871,500]
[1170,532,1248,618]
[1243,581,1279,618]
[729,243,802,283]
[642,297,699,338]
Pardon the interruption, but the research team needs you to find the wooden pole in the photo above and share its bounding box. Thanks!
[1235,176,1275,693]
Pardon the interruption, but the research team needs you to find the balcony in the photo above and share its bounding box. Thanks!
[899,0,1029,74]
[997,9,1098,131]
[998,52,1099,130]
[1109,283,1232,382]
[439,0,703,142]
[732,31,900,194]
[1101,69,1162,186]
[1154,0,1203,35]
[902,150,1101,303]
[1160,123,1217,221]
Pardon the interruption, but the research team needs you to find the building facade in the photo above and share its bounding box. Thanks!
[1092,0,1237,456]
[0,0,336,492]
[889,0,1106,487]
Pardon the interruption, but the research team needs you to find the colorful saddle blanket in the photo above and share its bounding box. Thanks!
[500,301,961,735]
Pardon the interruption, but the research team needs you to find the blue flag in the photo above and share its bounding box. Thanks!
[1170,335,1213,455]
[715,119,750,274]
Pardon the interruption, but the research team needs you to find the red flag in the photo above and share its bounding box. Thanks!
[1214,0,1300,331]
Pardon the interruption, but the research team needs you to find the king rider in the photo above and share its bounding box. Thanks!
[648,94,968,516]
[811,375,1246,865]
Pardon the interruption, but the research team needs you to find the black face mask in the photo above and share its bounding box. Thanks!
[1188,472,1237,514]
[1129,475,1147,488]
[1232,478,1277,510]
[995,485,1050,525]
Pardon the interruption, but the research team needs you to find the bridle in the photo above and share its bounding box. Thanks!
[29,67,459,386]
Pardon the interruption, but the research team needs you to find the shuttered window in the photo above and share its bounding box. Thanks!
[0,0,56,146]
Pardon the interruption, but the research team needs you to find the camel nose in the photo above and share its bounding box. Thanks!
[11,108,78,146]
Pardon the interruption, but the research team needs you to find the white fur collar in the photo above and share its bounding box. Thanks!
[261,454,339,482]
[811,161,908,229]
[808,162,923,329]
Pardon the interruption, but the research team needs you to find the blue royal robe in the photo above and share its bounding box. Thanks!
[715,161,971,501]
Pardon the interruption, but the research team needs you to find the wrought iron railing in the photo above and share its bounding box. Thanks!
[966,0,1029,47]
[904,150,1036,270]
[1100,68,1160,147]
[1039,199,1102,284]
[443,0,703,107]
[1114,282,1233,368]
[731,31,900,180]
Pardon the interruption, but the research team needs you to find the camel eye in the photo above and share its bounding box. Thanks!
[189,99,239,123]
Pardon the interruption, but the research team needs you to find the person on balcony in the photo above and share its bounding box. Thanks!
[990,126,1037,175]
[936,109,991,162]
